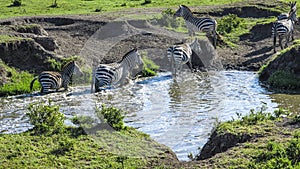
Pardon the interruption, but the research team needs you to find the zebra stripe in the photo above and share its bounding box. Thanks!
[174,5,217,48]
[30,61,82,93]
[272,2,297,53]
[94,48,143,92]
[167,43,192,77]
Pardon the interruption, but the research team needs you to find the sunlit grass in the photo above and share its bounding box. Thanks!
[0,0,243,19]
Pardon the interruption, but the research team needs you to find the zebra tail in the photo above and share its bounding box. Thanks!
[30,77,38,91]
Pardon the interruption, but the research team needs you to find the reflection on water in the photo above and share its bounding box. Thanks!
[0,71,278,161]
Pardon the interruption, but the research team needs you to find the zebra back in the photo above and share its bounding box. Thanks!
[167,43,192,76]
[37,71,63,93]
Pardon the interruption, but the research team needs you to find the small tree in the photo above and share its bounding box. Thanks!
[11,0,22,6]
[51,0,58,8]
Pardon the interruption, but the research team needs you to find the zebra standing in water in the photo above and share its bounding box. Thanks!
[174,5,218,48]
[94,48,143,92]
[30,61,83,94]
[272,2,297,53]
[167,39,199,77]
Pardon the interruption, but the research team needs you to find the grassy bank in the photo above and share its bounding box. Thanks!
[0,102,176,168]
[0,60,39,96]
[0,0,246,19]
[196,108,300,168]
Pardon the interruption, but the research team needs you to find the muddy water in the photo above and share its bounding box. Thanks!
[0,71,278,161]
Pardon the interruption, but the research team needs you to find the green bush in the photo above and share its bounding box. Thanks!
[217,14,246,35]
[267,70,300,90]
[96,104,125,131]
[11,0,22,6]
[26,100,65,135]
[140,56,160,77]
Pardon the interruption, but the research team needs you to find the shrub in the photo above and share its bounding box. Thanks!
[267,70,300,90]
[141,0,151,5]
[11,0,22,6]
[140,55,160,77]
[96,104,125,131]
[26,100,65,135]
[217,14,245,35]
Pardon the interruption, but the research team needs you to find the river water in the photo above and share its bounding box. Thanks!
[0,70,281,161]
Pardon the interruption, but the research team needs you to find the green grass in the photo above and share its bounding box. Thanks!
[0,35,31,43]
[0,102,173,168]
[0,60,39,96]
[0,0,244,19]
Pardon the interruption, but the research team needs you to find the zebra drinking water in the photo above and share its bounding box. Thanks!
[167,39,201,77]
[30,61,83,94]
[272,2,297,53]
[94,48,144,92]
[174,5,218,48]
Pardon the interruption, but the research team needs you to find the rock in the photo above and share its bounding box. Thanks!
[195,130,252,160]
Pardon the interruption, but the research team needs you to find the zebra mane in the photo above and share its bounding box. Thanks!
[118,48,138,63]
[180,5,192,13]
[62,61,75,70]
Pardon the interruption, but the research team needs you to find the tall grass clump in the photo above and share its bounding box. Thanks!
[26,100,65,135]
[153,8,181,29]
[96,104,126,131]
[141,56,160,77]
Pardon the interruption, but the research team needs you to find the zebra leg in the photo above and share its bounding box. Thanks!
[213,30,217,49]
[285,34,289,48]
[187,60,193,72]
[279,36,284,50]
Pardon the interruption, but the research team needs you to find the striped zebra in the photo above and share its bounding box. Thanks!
[272,2,297,53]
[167,41,193,77]
[30,61,83,94]
[174,5,218,48]
[94,48,143,92]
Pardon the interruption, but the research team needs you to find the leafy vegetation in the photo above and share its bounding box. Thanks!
[26,100,65,135]
[0,60,39,96]
[267,70,300,90]
[0,0,245,19]
[0,102,173,168]
[140,54,160,77]
[96,104,126,131]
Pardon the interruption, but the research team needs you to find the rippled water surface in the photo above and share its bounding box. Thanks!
[0,71,278,161]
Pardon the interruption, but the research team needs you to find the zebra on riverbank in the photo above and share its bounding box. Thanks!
[174,5,218,48]
[30,61,83,94]
[167,39,201,77]
[93,48,144,92]
[272,2,298,53]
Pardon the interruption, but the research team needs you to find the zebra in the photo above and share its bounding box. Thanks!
[167,41,194,77]
[94,48,143,92]
[30,61,83,94]
[174,5,218,48]
[272,2,297,53]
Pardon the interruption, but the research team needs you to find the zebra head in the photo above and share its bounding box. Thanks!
[120,48,144,77]
[62,61,83,79]
[289,1,298,24]
[174,5,192,18]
